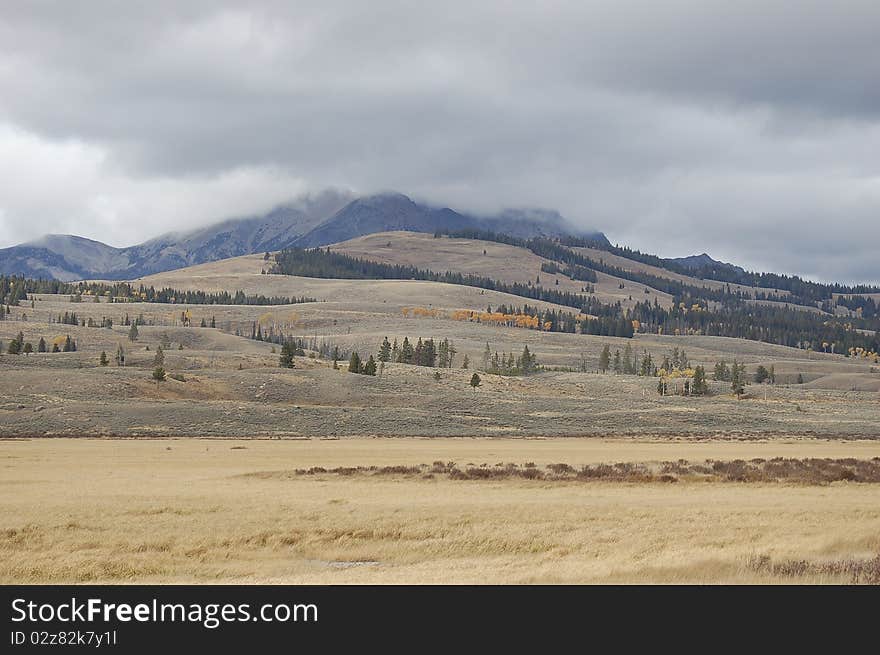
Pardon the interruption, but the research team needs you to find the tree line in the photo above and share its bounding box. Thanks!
[3,332,77,355]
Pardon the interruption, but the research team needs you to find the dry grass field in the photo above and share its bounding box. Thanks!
[2,438,879,584]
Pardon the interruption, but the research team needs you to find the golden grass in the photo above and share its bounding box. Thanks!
[2,438,879,584]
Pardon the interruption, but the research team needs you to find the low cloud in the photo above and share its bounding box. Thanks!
[0,1,878,283]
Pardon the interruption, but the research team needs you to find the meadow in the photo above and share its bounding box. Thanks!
[2,437,879,584]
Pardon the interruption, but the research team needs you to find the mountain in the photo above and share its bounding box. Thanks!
[291,193,474,248]
[667,253,745,275]
[0,190,354,281]
[0,190,607,281]
[292,193,609,248]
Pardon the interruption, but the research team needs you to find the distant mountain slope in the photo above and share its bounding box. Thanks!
[0,190,606,280]
[0,190,354,281]
[291,193,474,248]
[293,193,609,248]
[666,253,745,275]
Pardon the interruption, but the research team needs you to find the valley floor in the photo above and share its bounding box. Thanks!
[2,437,879,584]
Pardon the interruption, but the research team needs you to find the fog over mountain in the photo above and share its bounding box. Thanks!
[1,3,879,284]
[0,191,608,280]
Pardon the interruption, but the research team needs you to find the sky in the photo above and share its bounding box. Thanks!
[1,1,878,284]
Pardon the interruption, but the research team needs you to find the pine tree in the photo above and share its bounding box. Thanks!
[470,372,481,389]
[200,318,207,328]
[519,345,536,375]
[612,350,622,374]
[128,321,139,341]
[731,359,745,396]
[400,337,414,364]
[63,335,74,352]
[116,343,125,367]
[599,344,611,373]
[363,355,377,376]
[754,365,769,384]
[210,316,216,329]
[279,341,296,368]
[378,337,392,362]
[152,346,165,368]
[99,351,109,366]
[622,343,634,374]
[461,354,470,369]
[348,351,362,374]
[152,366,166,383]
[23,342,33,356]
[692,366,708,395]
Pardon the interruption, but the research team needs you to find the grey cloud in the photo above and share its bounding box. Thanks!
[0,1,878,283]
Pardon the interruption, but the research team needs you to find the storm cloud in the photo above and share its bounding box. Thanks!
[1,1,878,283]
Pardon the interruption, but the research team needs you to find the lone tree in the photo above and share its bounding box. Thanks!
[99,351,109,366]
[691,365,708,395]
[348,351,362,374]
[128,321,139,341]
[470,372,481,390]
[362,355,377,376]
[279,341,296,368]
[38,337,47,353]
[115,343,125,366]
[599,344,611,373]
[731,359,746,397]
[23,342,33,356]
[152,366,166,383]
[754,365,770,384]
[152,345,165,368]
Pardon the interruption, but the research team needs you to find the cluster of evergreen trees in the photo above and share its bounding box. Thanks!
[480,343,538,376]
[539,261,597,284]
[628,297,879,354]
[258,328,349,366]
[712,360,749,395]
[0,275,72,306]
[100,285,314,306]
[3,332,76,355]
[598,343,667,376]
[837,295,878,319]
[1,276,314,307]
[347,352,377,375]
[377,336,456,368]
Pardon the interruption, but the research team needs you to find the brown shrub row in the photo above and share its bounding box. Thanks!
[747,553,880,584]
[288,457,880,485]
